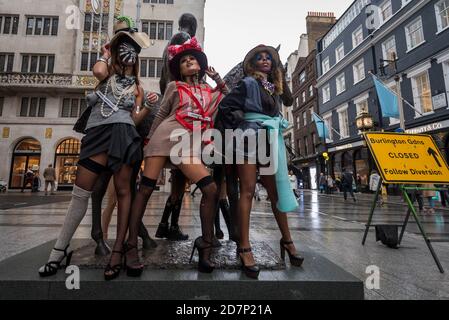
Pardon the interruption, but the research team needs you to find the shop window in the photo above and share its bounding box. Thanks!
[55,139,80,188]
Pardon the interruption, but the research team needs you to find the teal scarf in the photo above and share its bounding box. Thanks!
[244,112,299,213]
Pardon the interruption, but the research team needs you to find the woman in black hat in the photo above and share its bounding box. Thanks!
[125,37,228,275]
[38,16,158,281]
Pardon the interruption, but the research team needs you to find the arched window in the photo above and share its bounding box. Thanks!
[10,138,41,189]
[55,139,80,189]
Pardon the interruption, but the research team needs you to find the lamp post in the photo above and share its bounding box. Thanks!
[356,112,374,132]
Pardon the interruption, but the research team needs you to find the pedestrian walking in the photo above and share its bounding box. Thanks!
[43,164,57,195]
[341,168,356,202]
[422,184,436,214]
[319,173,327,194]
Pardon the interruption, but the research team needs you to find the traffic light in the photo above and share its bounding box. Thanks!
[323,152,329,161]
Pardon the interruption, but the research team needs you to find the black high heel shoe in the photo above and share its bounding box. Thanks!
[104,249,123,281]
[189,237,215,273]
[237,248,260,279]
[39,244,73,277]
[124,243,144,277]
[280,239,304,267]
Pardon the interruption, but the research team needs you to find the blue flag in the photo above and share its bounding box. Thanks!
[312,112,330,140]
[372,75,400,119]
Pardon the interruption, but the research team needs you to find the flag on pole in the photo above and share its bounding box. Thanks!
[312,112,330,140]
[372,74,400,119]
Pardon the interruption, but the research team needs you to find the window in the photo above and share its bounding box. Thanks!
[322,84,330,103]
[61,98,87,118]
[0,53,14,72]
[311,133,316,154]
[140,58,164,78]
[380,0,393,23]
[302,91,306,103]
[304,137,308,156]
[322,57,330,74]
[335,43,345,63]
[337,105,349,139]
[143,21,173,40]
[435,0,449,32]
[26,16,58,36]
[405,17,425,51]
[353,59,365,84]
[352,25,364,48]
[382,36,397,64]
[0,97,3,117]
[411,71,433,115]
[21,55,55,73]
[299,71,306,84]
[20,97,46,117]
[0,15,19,35]
[296,116,300,129]
[309,85,314,97]
[80,52,99,72]
[303,112,307,126]
[336,73,346,95]
[323,113,333,142]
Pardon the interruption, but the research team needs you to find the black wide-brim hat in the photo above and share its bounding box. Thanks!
[168,37,208,81]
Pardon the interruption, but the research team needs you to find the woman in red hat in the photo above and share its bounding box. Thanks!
[219,45,304,279]
[125,37,228,274]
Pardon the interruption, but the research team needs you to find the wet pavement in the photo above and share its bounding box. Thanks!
[0,190,448,300]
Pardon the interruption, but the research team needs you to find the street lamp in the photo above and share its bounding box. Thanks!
[356,112,374,132]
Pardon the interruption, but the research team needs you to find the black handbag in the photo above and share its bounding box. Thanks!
[375,225,399,249]
[73,105,92,134]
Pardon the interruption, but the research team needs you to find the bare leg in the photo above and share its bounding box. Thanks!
[260,175,298,256]
[236,163,258,267]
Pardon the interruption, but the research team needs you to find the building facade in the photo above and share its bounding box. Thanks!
[0,0,205,190]
[316,0,449,192]
[291,12,336,189]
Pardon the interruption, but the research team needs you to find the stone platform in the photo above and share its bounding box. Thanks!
[0,239,364,300]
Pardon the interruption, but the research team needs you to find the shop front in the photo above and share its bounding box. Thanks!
[328,140,372,193]
[9,138,41,189]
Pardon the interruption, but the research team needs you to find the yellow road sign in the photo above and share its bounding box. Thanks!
[364,132,449,184]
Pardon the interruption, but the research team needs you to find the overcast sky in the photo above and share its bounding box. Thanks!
[203,0,353,76]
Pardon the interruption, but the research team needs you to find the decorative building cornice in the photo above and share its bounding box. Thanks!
[0,73,72,87]
[0,73,97,89]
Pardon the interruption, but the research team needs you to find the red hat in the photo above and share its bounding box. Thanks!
[168,37,208,81]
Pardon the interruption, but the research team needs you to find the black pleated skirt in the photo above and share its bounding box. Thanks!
[79,123,142,173]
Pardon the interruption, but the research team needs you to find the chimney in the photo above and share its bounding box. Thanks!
[306,12,336,53]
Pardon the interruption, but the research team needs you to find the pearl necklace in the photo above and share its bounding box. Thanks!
[100,76,136,118]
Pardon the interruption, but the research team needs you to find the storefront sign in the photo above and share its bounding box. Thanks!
[432,93,447,110]
[328,140,366,153]
[364,132,449,184]
[406,119,449,135]
[2,127,10,138]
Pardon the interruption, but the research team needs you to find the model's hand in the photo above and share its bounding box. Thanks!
[205,66,219,80]
[101,43,111,60]
[146,92,159,105]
